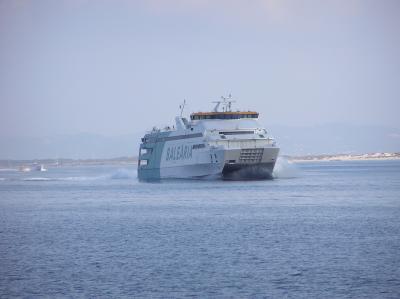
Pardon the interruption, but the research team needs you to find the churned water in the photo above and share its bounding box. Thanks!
[0,160,399,298]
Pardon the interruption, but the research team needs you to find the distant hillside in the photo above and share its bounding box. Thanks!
[1,152,399,169]
[0,157,137,169]
[268,124,400,156]
[0,124,399,159]
[0,133,143,160]
[286,152,400,162]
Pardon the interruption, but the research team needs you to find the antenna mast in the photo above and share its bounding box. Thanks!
[213,94,236,112]
[179,99,186,117]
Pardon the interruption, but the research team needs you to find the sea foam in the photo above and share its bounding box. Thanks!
[273,157,300,179]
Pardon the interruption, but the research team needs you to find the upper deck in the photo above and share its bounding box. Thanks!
[190,111,259,120]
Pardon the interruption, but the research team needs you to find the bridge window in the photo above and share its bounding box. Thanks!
[190,113,258,120]
[192,144,205,150]
[139,159,148,166]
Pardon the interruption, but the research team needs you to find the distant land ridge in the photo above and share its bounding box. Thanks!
[286,152,400,162]
[1,124,399,159]
[1,153,399,169]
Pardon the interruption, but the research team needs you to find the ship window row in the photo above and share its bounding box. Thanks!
[192,144,206,150]
[142,133,203,143]
[190,114,258,120]
[219,131,254,135]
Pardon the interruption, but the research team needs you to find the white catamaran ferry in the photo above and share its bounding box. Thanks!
[138,96,279,180]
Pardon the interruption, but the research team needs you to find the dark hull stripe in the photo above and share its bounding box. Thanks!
[144,133,203,143]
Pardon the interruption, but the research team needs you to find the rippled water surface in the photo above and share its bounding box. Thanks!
[1,160,400,298]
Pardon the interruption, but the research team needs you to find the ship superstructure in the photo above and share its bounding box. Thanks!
[138,96,279,180]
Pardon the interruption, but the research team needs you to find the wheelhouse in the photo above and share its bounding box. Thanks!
[190,111,259,120]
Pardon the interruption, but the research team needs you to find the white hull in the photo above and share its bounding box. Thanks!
[138,140,279,180]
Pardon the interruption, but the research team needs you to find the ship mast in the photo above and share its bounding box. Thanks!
[179,99,186,117]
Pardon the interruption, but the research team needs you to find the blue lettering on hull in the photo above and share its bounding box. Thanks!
[166,145,193,161]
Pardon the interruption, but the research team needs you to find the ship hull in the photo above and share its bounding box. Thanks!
[138,146,279,181]
[222,162,275,180]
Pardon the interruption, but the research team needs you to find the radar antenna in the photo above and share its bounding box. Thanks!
[212,94,236,112]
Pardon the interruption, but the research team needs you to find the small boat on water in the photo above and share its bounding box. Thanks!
[34,164,47,172]
[19,166,31,172]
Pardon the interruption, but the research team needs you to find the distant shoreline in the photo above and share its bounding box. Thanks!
[0,157,137,169]
[286,152,400,162]
[0,152,399,169]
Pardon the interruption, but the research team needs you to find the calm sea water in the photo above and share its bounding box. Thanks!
[0,160,399,298]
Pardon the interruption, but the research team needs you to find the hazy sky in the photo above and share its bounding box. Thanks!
[1,0,400,139]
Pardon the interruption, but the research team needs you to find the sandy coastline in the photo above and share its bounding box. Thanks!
[1,152,399,170]
[287,152,400,163]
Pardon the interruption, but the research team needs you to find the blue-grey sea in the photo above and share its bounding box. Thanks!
[1,160,399,298]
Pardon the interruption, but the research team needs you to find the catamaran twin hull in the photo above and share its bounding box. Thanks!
[138,133,279,180]
[138,99,279,180]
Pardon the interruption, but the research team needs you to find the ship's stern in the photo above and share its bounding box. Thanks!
[220,147,279,180]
